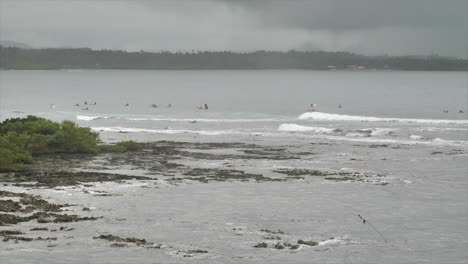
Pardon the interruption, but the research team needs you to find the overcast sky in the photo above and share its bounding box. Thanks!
[1,0,467,58]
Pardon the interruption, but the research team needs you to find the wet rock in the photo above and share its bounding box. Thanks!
[274,242,285,249]
[110,243,128,247]
[182,168,283,183]
[0,191,63,213]
[0,200,22,212]
[0,230,23,236]
[0,214,25,225]
[7,171,154,188]
[260,229,284,234]
[1,211,98,226]
[241,149,299,160]
[253,242,268,248]
[30,227,48,231]
[263,235,281,240]
[369,144,389,148]
[187,249,208,254]
[1,235,57,242]
[35,212,98,223]
[290,244,300,250]
[274,169,330,177]
[324,176,355,182]
[298,239,318,246]
[2,236,33,242]
[94,234,149,246]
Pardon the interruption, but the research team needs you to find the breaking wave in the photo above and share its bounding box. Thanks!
[318,236,354,246]
[76,115,113,121]
[126,117,282,123]
[410,134,423,140]
[277,124,467,146]
[92,127,229,135]
[356,128,398,136]
[278,124,396,137]
[328,135,468,147]
[298,112,468,125]
[92,125,467,147]
[278,124,340,134]
[91,126,268,136]
[77,115,283,123]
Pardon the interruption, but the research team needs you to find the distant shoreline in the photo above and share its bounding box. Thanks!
[1,68,466,72]
[1,46,467,71]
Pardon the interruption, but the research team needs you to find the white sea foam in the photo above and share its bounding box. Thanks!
[414,127,468,132]
[278,123,339,134]
[298,112,468,125]
[318,236,353,246]
[358,128,398,136]
[89,126,272,137]
[91,126,236,135]
[410,134,423,140]
[328,135,468,147]
[76,115,112,121]
[278,124,399,137]
[126,117,282,123]
[92,125,468,147]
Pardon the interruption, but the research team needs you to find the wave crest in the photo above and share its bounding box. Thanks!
[76,115,113,121]
[278,123,339,134]
[298,112,468,125]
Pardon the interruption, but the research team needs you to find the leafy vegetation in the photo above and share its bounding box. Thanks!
[0,116,140,172]
[1,46,467,71]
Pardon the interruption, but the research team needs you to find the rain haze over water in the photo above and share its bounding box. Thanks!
[0,1,468,264]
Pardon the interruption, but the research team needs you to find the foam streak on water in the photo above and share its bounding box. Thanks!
[298,112,468,125]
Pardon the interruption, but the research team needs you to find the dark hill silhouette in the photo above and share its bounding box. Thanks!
[1,46,467,70]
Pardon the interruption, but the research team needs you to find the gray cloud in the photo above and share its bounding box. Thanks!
[216,0,467,32]
[0,0,466,58]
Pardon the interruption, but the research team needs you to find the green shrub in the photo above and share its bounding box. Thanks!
[0,115,60,135]
[99,144,126,153]
[0,136,33,172]
[50,121,100,153]
[115,140,141,151]
[0,116,140,172]
[26,134,54,154]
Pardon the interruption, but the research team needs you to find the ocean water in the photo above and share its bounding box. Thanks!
[1,70,467,145]
[0,70,467,264]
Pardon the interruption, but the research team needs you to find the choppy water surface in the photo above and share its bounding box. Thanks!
[0,70,467,263]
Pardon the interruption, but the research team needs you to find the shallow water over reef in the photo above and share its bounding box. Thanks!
[1,70,467,263]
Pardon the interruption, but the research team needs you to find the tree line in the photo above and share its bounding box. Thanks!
[1,46,467,70]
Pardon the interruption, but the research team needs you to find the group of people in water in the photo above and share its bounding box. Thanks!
[69,101,209,111]
[308,103,341,112]
[308,103,464,114]
[52,101,465,114]
[443,109,464,114]
[151,103,172,108]
[73,101,97,110]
